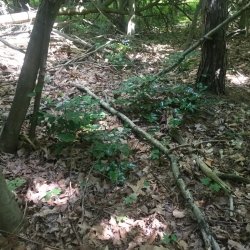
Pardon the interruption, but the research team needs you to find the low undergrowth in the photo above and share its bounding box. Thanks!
[114,75,207,127]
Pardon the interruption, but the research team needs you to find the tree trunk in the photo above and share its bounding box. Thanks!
[0,170,23,233]
[238,0,250,36]
[196,0,228,94]
[127,0,135,35]
[0,0,64,153]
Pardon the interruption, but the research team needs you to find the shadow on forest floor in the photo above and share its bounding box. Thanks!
[0,25,250,250]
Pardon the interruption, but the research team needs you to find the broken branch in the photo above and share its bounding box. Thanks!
[73,82,220,250]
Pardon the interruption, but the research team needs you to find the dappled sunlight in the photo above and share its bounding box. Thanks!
[127,43,175,73]
[226,71,249,86]
[89,215,167,247]
[0,31,29,71]
[1,1,250,248]
[26,178,79,205]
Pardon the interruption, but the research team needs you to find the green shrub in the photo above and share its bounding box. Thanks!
[201,177,222,192]
[105,42,133,70]
[40,96,135,183]
[39,95,106,145]
[89,133,135,184]
[114,75,206,126]
[7,178,26,192]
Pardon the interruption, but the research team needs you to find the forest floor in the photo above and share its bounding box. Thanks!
[0,23,250,250]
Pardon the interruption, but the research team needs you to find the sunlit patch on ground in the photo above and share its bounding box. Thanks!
[227,71,249,86]
[0,20,250,250]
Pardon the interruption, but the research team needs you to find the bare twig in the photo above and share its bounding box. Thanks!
[54,40,112,68]
[52,28,93,49]
[194,156,232,194]
[169,139,226,152]
[216,172,250,183]
[0,37,25,54]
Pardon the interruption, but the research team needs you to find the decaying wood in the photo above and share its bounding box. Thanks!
[194,156,232,194]
[73,82,220,250]
[216,172,250,183]
[170,155,220,250]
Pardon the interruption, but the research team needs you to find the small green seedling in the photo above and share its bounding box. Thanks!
[43,187,62,201]
[201,177,222,192]
[150,148,161,160]
[7,178,26,191]
[123,193,137,205]
[162,233,178,244]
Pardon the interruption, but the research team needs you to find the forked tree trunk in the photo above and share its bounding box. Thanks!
[196,0,228,94]
[0,0,64,153]
[0,170,23,233]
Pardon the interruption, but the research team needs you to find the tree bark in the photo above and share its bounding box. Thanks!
[0,0,64,153]
[238,0,250,36]
[0,170,23,234]
[196,0,228,94]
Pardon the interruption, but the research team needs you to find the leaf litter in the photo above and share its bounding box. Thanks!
[0,25,250,250]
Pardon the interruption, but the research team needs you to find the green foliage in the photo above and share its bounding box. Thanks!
[39,96,106,146]
[43,187,62,201]
[30,0,40,7]
[7,178,26,192]
[150,148,161,160]
[162,233,178,245]
[90,137,135,184]
[123,193,138,205]
[106,42,132,70]
[201,178,222,192]
[40,95,135,184]
[115,75,206,126]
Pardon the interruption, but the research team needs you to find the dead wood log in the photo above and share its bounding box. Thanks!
[0,11,36,25]
[73,82,220,250]
[0,37,25,53]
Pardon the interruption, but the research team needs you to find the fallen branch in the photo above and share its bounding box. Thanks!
[170,155,220,250]
[216,172,250,184]
[73,82,220,250]
[0,11,36,25]
[169,139,226,152]
[56,40,112,68]
[157,1,250,76]
[0,37,25,54]
[194,156,232,194]
[52,29,93,49]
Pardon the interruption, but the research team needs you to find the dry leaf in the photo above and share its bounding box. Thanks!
[127,177,146,195]
[173,209,186,218]
[178,240,189,250]
[228,239,245,250]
